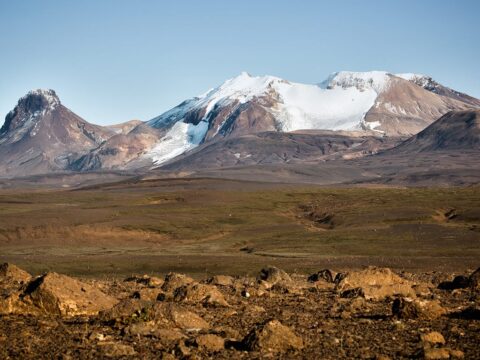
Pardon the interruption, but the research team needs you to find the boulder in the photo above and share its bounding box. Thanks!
[469,267,480,290]
[257,266,292,285]
[421,332,446,345]
[0,263,31,284]
[308,269,334,283]
[173,283,229,307]
[335,267,415,300]
[242,319,304,353]
[99,298,152,321]
[124,274,163,288]
[423,348,451,360]
[2,272,118,316]
[392,298,447,320]
[153,303,210,331]
[207,275,235,287]
[194,334,225,352]
[161,273,195,293]
[99,342,136,357]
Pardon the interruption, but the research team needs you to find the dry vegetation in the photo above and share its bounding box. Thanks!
[0,178,478,276]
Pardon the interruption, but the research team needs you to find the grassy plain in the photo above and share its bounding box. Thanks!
[0,178,479,277]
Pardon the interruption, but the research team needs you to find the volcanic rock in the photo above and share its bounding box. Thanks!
[392,298,447,320]
[161,273,195,293]
[173,283,229,307]
[0,263,31,284]
[242,319,304,353]
[194,334,225,352]
[335,267,415,300]
[257,266,292,285]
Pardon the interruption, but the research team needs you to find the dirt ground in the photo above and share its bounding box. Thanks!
[0,179,479,358]
[1,264,479,359]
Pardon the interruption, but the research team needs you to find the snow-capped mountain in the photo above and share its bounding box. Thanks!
[145,71,477,165]
[0,89,116,176]
[1,71,478,176]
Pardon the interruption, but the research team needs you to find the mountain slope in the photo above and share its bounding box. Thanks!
[145,71,478,165]
[397,73,480,107]
[0,89,115,176]
[159,130,403,172]
[387,109,480,153]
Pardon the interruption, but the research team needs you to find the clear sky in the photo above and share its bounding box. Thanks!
[0,0,478,125]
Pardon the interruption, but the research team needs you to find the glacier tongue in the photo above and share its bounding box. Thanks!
[146,120,209,165]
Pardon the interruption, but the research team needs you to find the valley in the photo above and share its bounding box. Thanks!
[0,178,478,277]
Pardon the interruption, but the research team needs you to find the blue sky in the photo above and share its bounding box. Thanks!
[0,0,478,125]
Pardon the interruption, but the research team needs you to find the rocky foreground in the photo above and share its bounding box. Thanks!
[0,264,479,359]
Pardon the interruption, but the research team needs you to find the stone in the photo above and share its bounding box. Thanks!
[335,267,415,300]
[0,263,31,284]
[449,349,465,359]
[99,342,137,357]
[469,267,480,290]
[207,275,234,287]
[308,269,334,283]
[194,334,225,352]
[3,272,118,316]
[161,273,195,293]
[421,331,446,345]
[124,274,163,287]
[242,319,304,353]
[98,298,152,321]
[153,303,210,331]
[132,288,160,302]
[173,283,229,307]
[392,298,447,320]
[258,266,292,284]
[423,347,451,360]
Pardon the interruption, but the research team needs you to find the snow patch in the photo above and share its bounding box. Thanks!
[273,81,377,131]
[321,71,392,93]
[145,120,209,165]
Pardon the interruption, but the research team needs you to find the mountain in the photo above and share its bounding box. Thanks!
[145,71,477,166]
[387,109,480,153]
[69,122,163,171]
[159,130,403,172]
[0,89,115,176]
[1,71,479,177]
[397,74,480,107]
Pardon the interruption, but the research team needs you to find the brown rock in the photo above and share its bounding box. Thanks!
[308,269,334,283]
[132,288,160,302]
[99,342,136,357]
[153,303,210,331]
[5,272,118,316]
[173,283,229,307]
[421,331,446,345]
[99,298,152,321]
[207,275,234,287]
[469,267,480,290]
[194,334,225,352]
[242,319,304,353]
[126,321,185,341]
[335,267,415,300]
[258,266,292,284]
[125,274,164,288]
[0,263,31,284]
[423,347,450,359]
[161,273,195,293]
[449,349,465,359]
[392,298,446,320]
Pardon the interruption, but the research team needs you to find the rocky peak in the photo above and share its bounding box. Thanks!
[0,89,61,136]
[17,89,60,113]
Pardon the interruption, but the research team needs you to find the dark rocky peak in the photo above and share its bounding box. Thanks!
[1,89,61,136]
[15,89,60,114]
